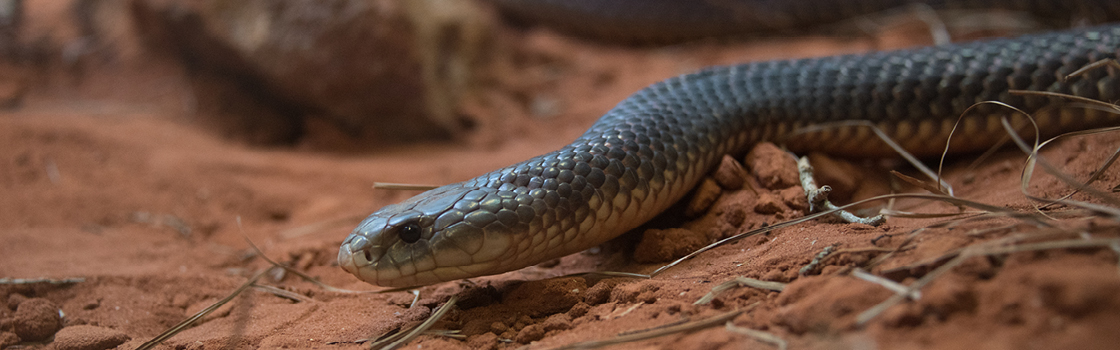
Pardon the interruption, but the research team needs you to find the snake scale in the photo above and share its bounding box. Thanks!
[339,13,1120,287]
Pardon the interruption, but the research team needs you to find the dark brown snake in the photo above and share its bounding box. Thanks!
[338,12,1120,287]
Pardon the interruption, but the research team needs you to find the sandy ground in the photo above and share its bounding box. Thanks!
[3,11,1120,350]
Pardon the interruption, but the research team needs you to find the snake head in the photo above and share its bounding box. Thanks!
[338,184,520,287]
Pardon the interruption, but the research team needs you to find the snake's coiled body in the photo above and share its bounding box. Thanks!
[340,24,1120,287]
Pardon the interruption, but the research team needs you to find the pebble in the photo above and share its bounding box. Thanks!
[720,206,747,227]
[11,298,61,341]
[515,323,546,343]
[466,332,498,350]
[685,178,722,217]
[745,143,799,189]
[712,154,748,190]
[541,313,572,331]
[52,325,131,350]
[0,331,18,349]
[753,192,786,214]
[7,294,29,311]
[779,186,809,211]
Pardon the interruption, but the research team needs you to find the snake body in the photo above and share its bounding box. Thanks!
[339,24,1120,287]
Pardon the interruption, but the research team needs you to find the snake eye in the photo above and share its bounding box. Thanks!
[398,222,423,243]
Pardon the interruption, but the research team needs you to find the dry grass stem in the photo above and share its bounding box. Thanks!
[889,170,949,196]
[369,295,460,350]
[549,309,743,350]
[372,182,440,191]
[724,321,789,350]
[251,284,317,303]
[852,268,919,299]
[695,277,787,305]
[575,271,651,279]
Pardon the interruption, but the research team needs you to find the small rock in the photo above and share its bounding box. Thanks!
[707,224,735,241]
[685,178,722,217]
[0,331,19,349]
[720,206,747,227]
[466,332,498,350]
[53,325,131,350]
[583,281,615,305]
[12,298,61,341]
[753,192,786,214]
[745,143,799,189]
[784,268,801,282]
[567,302,591,318]
[610,284,640,304]
[761,269,786,283]
[779,186,809,211]
[515,323,546,343]
[633,228,706,263]
[490,321,509,334]
[712,155,748,190]
[7,294,27,311]
[541,313,572,331]
[513,314,532,330]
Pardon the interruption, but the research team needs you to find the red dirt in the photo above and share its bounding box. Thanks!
[3,9,1120,350]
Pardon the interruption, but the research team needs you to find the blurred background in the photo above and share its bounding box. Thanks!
[2,0,1108,152]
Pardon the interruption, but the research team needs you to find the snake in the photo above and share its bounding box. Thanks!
[338,19,1120,287]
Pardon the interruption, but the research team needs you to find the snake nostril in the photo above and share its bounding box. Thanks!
[363,249,374,263]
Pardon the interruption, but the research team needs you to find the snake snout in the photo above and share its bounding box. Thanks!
[338,234,377,275]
